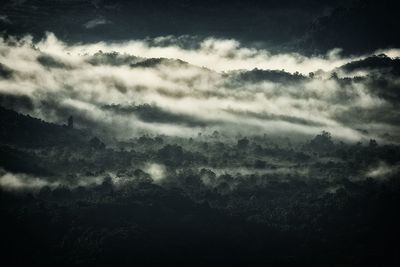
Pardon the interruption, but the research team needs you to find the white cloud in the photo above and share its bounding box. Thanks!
[0,171,58,190]
[33,33,356,74]
[0,33,399,142]
[145,163,166,183]
[366,162,400,180]
[84,18,111,29]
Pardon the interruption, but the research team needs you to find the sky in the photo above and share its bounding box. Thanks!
[0,0,399,53]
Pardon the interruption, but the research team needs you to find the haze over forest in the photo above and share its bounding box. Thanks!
[0,0,399,266]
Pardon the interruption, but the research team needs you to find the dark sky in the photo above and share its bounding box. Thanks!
[0,0,399,54]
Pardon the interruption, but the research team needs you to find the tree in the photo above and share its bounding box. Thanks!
[67,115,73,129]
[237,137,249,150]
[369,139,378,149]
[254,160,267,169]
[308,131,334,152]
[89,137,105,150]
[157,144,184,166]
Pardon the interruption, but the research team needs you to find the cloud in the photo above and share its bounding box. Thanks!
[0,170,58,190]
[0,33,399,142]
[0,15,11,24]
[144,163,166,183]
[32,33,356,73]
[84,18,112,29]
[305,0,400,54]
[0,93,34,111]
[365,162,400,180]
[101,103,211,127]
[0,63,13,78]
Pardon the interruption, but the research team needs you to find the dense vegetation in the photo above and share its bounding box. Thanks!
[1,107,399,266]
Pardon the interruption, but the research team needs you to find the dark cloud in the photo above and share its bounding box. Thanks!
[0,0,346,53]
[0,145,51,176]
[102,104,209,127]
[225,108,326,127]
[0,93,34,112]
[334,105,400,126]
[0,63,13,78]
[363,76,400,105]
[2,0,399,55]
[305,0,400,54]
[37,54,69,69]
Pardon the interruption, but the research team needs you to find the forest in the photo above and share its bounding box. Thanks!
[1,106,399,266]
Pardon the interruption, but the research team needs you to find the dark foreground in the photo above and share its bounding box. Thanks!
[0,107,399,266]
